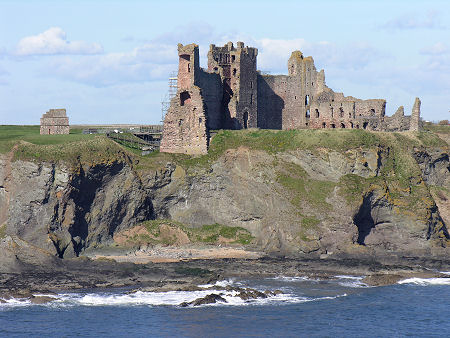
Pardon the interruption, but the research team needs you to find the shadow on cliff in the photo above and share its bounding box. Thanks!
[58,162,154,257]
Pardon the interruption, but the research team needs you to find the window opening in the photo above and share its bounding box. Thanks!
[180,91,191,106]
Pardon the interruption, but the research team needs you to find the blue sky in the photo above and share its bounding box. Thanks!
[0,0,449,124]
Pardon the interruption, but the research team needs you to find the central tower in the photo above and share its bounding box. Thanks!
[207,42,258,129]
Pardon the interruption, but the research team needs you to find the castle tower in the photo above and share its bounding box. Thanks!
[160,43,208,155]
[410,97,421,131]
[177,43,200,90]
[208,42,258,129]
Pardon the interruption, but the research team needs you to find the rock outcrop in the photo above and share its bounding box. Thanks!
[0,130,449,260]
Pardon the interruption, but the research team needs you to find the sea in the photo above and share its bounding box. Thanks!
[1,274,450,337]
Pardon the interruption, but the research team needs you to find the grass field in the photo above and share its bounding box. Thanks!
[1,124,448,169]
[0,125,94,153]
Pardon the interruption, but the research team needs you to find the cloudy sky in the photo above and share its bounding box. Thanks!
[0,0,449,124]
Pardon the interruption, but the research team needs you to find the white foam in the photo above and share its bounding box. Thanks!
[439,271,450,276]
[333,275,369,288]
[198,279,235,289]
[0,298,32,308]
[269,276,315,282]
[398,277,450,286]
[1,288,348,308]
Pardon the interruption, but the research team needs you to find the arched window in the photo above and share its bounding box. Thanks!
[305,95,310,105]
[322,122,326,128]
[331,123,336,129]
[363,122,369,129]
[315,109,320,118]
[340,123,346,128]
[350,122,354,129]
[339,107,344,118]
[305,109,310,118]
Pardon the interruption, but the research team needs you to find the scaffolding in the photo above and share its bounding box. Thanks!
[161,71,178,122]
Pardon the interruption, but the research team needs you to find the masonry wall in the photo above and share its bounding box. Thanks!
[308,99,386,130]
[196,70,223,130]
[40,109,69,135]
[235,46,258,129]
[159,86,208,155]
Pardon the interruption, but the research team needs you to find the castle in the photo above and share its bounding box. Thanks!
[160,42,421,155]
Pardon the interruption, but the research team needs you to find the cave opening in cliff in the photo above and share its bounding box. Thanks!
[353,194,376,245]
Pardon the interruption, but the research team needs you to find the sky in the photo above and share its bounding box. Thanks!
[0,0,449,125]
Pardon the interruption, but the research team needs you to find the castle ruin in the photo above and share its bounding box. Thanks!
[40,109,70,135]
[161,42,421,155]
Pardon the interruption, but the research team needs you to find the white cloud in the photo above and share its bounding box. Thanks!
[420,42,448,55]
[381,11,445,30]
[15,27,103,56]
[252,38,381,74]
[48,43,177,86]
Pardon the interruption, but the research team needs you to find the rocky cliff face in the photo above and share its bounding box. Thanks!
[1,132,449,259]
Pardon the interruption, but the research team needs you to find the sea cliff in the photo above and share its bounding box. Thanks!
[0,126,449,292]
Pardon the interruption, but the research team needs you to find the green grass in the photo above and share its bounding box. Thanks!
[277,162,336,211]
[423,122,450,134]
[0,125,93,153]
[124,220,255,246]
[174,128,384,169]
[0,224,6,239]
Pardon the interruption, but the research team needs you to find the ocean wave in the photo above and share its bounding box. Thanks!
[397,277,450,286]
[333,275,369,288]
[0,288,348,308]
[197,278,236,288]
[269,276,317,282]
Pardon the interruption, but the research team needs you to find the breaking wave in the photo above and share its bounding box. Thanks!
[0,279,348,308]
[397,277,450,286]
[333,275,369,288]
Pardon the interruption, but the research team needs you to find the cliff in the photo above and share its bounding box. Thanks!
[0,127,449,262]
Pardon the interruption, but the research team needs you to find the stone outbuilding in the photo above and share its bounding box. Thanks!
[40,109,70,135]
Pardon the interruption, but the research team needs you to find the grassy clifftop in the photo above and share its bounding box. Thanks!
[1,124,448,170]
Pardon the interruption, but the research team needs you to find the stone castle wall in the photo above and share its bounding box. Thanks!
[40,109,69,135]
[161,42,421,154]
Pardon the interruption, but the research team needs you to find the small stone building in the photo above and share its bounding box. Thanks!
[40,109,70,135]
[161,42,421,155]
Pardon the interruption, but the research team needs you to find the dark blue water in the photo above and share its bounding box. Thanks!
[1,276,449,337]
